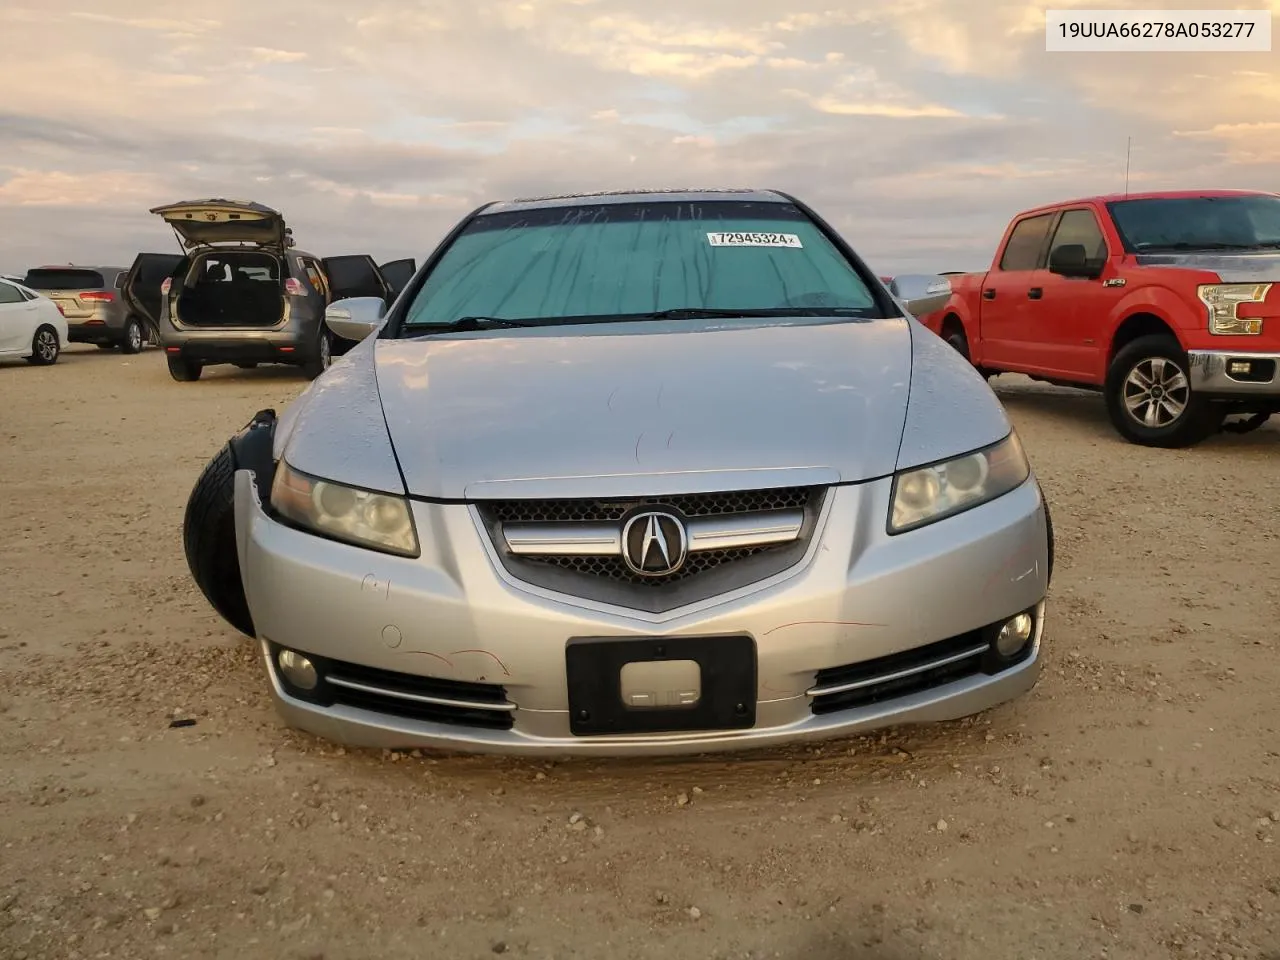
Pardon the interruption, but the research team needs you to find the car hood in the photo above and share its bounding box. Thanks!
[373,318,916,500]
[1134,251,1280,282]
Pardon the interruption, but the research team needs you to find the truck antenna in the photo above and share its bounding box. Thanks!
[1124,136,1132,196]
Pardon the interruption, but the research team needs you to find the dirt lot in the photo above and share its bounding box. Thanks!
[1,344,1279,960]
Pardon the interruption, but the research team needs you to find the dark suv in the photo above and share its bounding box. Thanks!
[124,199,414,382]
[21,264,151,353]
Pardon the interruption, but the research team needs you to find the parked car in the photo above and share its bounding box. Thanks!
[918,189,1280,447]
[181,188,1054,757]
[0,277,69,366]
[20,265,149,353]
[127,199,415,382]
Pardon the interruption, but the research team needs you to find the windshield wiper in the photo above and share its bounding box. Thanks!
[403,315,541,333]
[402,306,869,334]
[549,306,871,324]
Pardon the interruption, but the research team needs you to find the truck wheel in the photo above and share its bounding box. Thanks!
[167,354,203,382]
[182,410,277,638]
[120,317,145,355]
[943,327,971,361]
[301,326,333,380]
[1104,335,1221,448]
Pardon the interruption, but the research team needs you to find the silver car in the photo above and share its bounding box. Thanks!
[20,265,149,353]
[184,189,1055,757]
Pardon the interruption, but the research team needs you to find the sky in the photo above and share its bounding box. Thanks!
[1,0,1277,277]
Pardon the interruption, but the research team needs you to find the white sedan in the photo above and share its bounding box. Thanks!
[0,277,68,366]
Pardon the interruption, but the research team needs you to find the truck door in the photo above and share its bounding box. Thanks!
[977,212,1056,369]
[1031,207,1117,383]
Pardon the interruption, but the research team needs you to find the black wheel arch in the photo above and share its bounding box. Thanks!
[182,408,279,637]
[228,407,279,504]
[1041,484,1055,586]
[1107,312,1178,366]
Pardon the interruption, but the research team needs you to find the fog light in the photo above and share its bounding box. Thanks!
[277,649,318,690]
[995,613,1034,657]
[1229,360,1252,376]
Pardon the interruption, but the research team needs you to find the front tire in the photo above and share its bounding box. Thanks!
[167,354,203,382]
[27,325,60,365]
[301,326,333,381]
[183,444,255,637]
[943,325,970,361]
[120,316,145,355]
[1104,335,1221,448]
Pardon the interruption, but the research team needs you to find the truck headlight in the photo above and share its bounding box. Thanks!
[270,461,419,557]
[889,432,1031,534]
[1198,283,1271,335]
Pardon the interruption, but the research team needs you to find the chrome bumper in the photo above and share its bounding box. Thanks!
[1187,349,1280,396]
[234,470,1051,757]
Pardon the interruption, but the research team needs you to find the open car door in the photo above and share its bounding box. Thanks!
[378,258,416,300]
[122,253,184,333]
[321,255,392,303]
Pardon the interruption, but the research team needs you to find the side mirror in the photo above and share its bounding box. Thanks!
[887,274,952,318]
[1048,244,1101,278]
[325,296,386,341]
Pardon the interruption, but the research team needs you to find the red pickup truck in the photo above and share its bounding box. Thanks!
[919,189,1280,447]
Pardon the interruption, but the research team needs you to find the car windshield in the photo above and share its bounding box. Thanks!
[1106,194,1280,252]
[399,199,882,330]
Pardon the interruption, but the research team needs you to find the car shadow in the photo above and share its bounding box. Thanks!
[775,931,927,960]
[991,376,1280,448]
[194,363,310,383]
[991,378,1111,429]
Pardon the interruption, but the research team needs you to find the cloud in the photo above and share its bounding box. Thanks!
[0,168,157,206]
[0,0,1278,275]
[249,47,308,63]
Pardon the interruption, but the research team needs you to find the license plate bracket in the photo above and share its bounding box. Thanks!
[565,634,757,736]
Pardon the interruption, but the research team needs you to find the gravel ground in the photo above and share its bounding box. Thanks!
[1,344,1279,960]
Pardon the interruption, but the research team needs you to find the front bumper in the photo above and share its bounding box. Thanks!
[1188,349,1280,397]
[234,471,1051,757]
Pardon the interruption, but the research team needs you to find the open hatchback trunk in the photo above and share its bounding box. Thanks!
[150,199,289,250]
[173,250,288,327]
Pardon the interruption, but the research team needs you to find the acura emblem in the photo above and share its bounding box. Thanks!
[621,510,688,577]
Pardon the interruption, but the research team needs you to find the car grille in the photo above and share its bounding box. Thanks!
[483,486,813,524]
[808,630,990,716]
[475,485,826,610]
[321,659,515,730]
[534,545,775,586]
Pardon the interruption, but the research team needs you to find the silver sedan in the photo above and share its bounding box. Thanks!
[184,188,1054,756]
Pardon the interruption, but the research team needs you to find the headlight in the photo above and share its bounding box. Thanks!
[269,461,419,557]
[1198,283,1271,335]
[889,432,1031,534]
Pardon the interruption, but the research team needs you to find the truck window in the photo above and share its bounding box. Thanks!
[999,213,1055,271]
[1047,209,1108,263]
